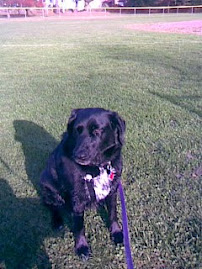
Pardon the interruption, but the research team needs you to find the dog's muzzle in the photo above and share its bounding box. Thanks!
[73,149,91,166]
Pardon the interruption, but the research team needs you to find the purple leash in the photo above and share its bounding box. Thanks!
[119,182,135,269]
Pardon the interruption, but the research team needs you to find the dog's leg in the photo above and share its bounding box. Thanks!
[106,192,123,244]
[73,212,90,259]
[51,207,64,230]
[40,177,65,230]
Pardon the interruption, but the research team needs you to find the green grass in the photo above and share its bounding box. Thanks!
[0,13,202,269]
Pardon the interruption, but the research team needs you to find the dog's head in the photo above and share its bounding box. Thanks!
[65,108,125,166]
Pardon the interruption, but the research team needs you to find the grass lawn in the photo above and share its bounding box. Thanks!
[0,13,202,269]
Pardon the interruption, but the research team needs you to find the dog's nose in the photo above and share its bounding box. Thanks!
[76,151,87,160]
[73,149,89,162]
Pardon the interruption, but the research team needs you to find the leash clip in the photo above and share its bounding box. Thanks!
[84,174,93,182]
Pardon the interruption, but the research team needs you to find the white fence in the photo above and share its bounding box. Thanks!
[0,5,202,19]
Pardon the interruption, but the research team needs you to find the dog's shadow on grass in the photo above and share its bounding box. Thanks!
[14,120,58,196]
[0,120,71,269]
[0,178,51,269]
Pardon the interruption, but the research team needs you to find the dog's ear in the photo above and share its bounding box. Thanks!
[67,109,80,133]
[109,112,126,146]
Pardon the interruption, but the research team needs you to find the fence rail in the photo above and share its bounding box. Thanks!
[0,5,202,19]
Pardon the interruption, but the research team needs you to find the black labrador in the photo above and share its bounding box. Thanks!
[40,108,125,258]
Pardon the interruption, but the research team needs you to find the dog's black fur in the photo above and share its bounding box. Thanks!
[40,108,125,258]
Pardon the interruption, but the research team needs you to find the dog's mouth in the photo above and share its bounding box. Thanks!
[74,158,92,166]
[73,152,95,166]
[73,144,118,167]
[74,157,102,167]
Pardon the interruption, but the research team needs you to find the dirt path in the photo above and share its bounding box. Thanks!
[126,20,202,35]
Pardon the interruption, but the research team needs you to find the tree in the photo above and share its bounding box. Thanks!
[3,0,43,17]
[3,0,43,7]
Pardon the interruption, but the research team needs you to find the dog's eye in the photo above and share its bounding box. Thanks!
[76,126,83,134]
[93,129,100,136]
[90,124,97,132]
[89,124,100,136]
[92,128,102,137]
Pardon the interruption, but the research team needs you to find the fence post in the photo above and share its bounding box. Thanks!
[45,7,48,17]
[7,9,10,19]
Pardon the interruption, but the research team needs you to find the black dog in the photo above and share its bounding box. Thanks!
[40,108,125,258]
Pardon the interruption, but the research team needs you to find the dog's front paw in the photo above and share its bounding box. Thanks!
[52,216,64,231]
[112,230,123,245]
[76,245,90,260]
[75,236,90,260]
[110,221,123,245]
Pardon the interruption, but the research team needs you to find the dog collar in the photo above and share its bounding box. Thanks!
[84,162,115,182]
[84,162,116,201]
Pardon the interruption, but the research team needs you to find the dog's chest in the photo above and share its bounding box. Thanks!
[83,163,116,202]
